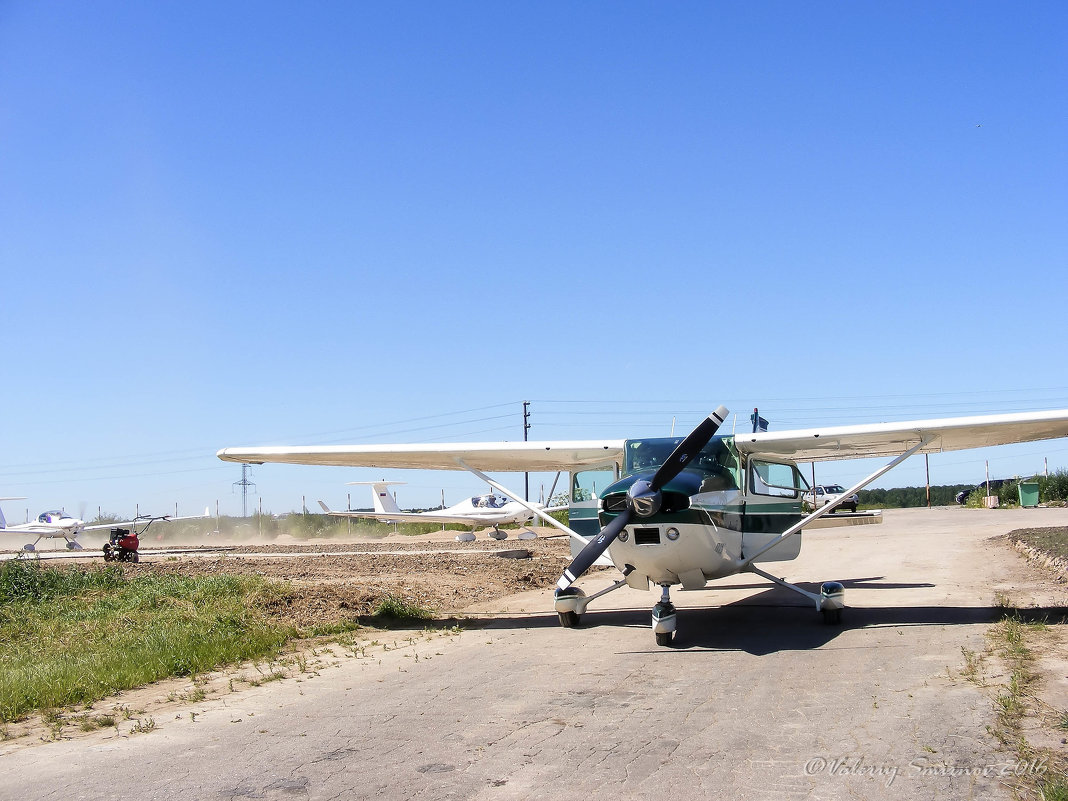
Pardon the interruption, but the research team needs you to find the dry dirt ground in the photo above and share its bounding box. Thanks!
[123,534,585,628]
[4,518,1068,798]
[4,528,588,628]
[2,529,588,746]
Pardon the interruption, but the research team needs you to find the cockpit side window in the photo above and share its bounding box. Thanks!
[749,460,801,498]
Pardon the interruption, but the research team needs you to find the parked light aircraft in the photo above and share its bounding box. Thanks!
[218,407,1068,646]
[318,481,565,540]
[0,498,209,552]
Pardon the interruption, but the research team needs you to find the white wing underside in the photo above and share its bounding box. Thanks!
[218,440,625,472]
[1,526,71,537]
[217,410,1068,470]
[735,409,1068,462]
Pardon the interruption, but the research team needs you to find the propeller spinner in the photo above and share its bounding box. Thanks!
[556,405,729,591]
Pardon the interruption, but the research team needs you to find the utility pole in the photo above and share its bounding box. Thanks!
[233,464,257,518]
[523,400,532,501]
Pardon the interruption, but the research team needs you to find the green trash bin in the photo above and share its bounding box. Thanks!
[1018,480,1040,508]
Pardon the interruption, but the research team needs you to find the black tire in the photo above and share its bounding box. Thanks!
[655,631,673,646]
[822,608,842,625]
[558,610,579,628]
[846,503,857,513]
[130,552,139,564]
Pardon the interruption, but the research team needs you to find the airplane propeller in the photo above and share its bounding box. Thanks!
[556,405,729,591]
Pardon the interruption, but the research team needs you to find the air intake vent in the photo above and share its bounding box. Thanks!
[602,493,628,513]
[633,527,660,545]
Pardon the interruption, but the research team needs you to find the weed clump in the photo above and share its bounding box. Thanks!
[0,563,296,722]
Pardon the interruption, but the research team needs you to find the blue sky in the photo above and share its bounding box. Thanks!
[2,2,1066,519]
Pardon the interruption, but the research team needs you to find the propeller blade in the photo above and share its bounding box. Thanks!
[650,405,729,491]
[555,405,729,592]
[556,508,631,591]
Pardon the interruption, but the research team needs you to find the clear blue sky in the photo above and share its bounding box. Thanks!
[2,2,1066,519]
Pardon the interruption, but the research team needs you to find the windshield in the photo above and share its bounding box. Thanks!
[623,436,738,490]
[825,485,845,493]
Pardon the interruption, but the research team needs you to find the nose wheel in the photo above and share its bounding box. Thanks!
[652,585,677,647]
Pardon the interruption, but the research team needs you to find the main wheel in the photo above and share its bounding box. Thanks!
[822,607,842,625]
[655,631,673,646]
[558,610,579,628]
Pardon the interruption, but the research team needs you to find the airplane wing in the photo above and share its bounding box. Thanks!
[219,410,1068,472]
[218,441,625,472]
[1,525,56,537]
[82,508,212,531]
[734,409,1068,463]
[321,509,489,525]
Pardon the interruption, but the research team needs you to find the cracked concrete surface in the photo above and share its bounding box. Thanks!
[3,506,1066,800]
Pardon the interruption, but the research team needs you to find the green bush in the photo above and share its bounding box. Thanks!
[997,479,1022,507]
[964,488,989,508]
[1039,469,1068,503]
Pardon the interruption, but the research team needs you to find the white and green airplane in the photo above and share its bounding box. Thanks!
[218,407,1068,646]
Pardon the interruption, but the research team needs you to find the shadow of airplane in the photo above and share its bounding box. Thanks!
[472,575,1068,656]
[688,576,934,593]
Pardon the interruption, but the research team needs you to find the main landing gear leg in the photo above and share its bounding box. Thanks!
[554,576,630,628]
[652,584,677,647]
[747,565,845,625]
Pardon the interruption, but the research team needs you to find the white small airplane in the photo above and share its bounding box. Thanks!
[318,481,566,540]
[219,407,1068,646]
[0,498,209,552]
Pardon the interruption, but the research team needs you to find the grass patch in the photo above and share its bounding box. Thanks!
[980,598,1068,794]
[0,561,297,722]
[1042,779,1068,801]
[371,594,433,621]
[1010,528,1068,562]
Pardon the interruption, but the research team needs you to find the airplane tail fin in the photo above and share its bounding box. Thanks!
[0,497,26,530]
[345,481,404,514]
[369,482,402,514]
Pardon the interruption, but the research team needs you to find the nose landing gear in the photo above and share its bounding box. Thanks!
[652,584,677,647]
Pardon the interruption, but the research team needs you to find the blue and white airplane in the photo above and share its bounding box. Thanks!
[1,499,209,552]
[318,481,566,540]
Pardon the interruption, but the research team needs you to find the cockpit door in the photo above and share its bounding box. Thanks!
[741,458,805,561]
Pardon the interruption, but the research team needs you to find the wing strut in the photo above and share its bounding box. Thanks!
[740,435,934,568]
[457,461,591,550]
